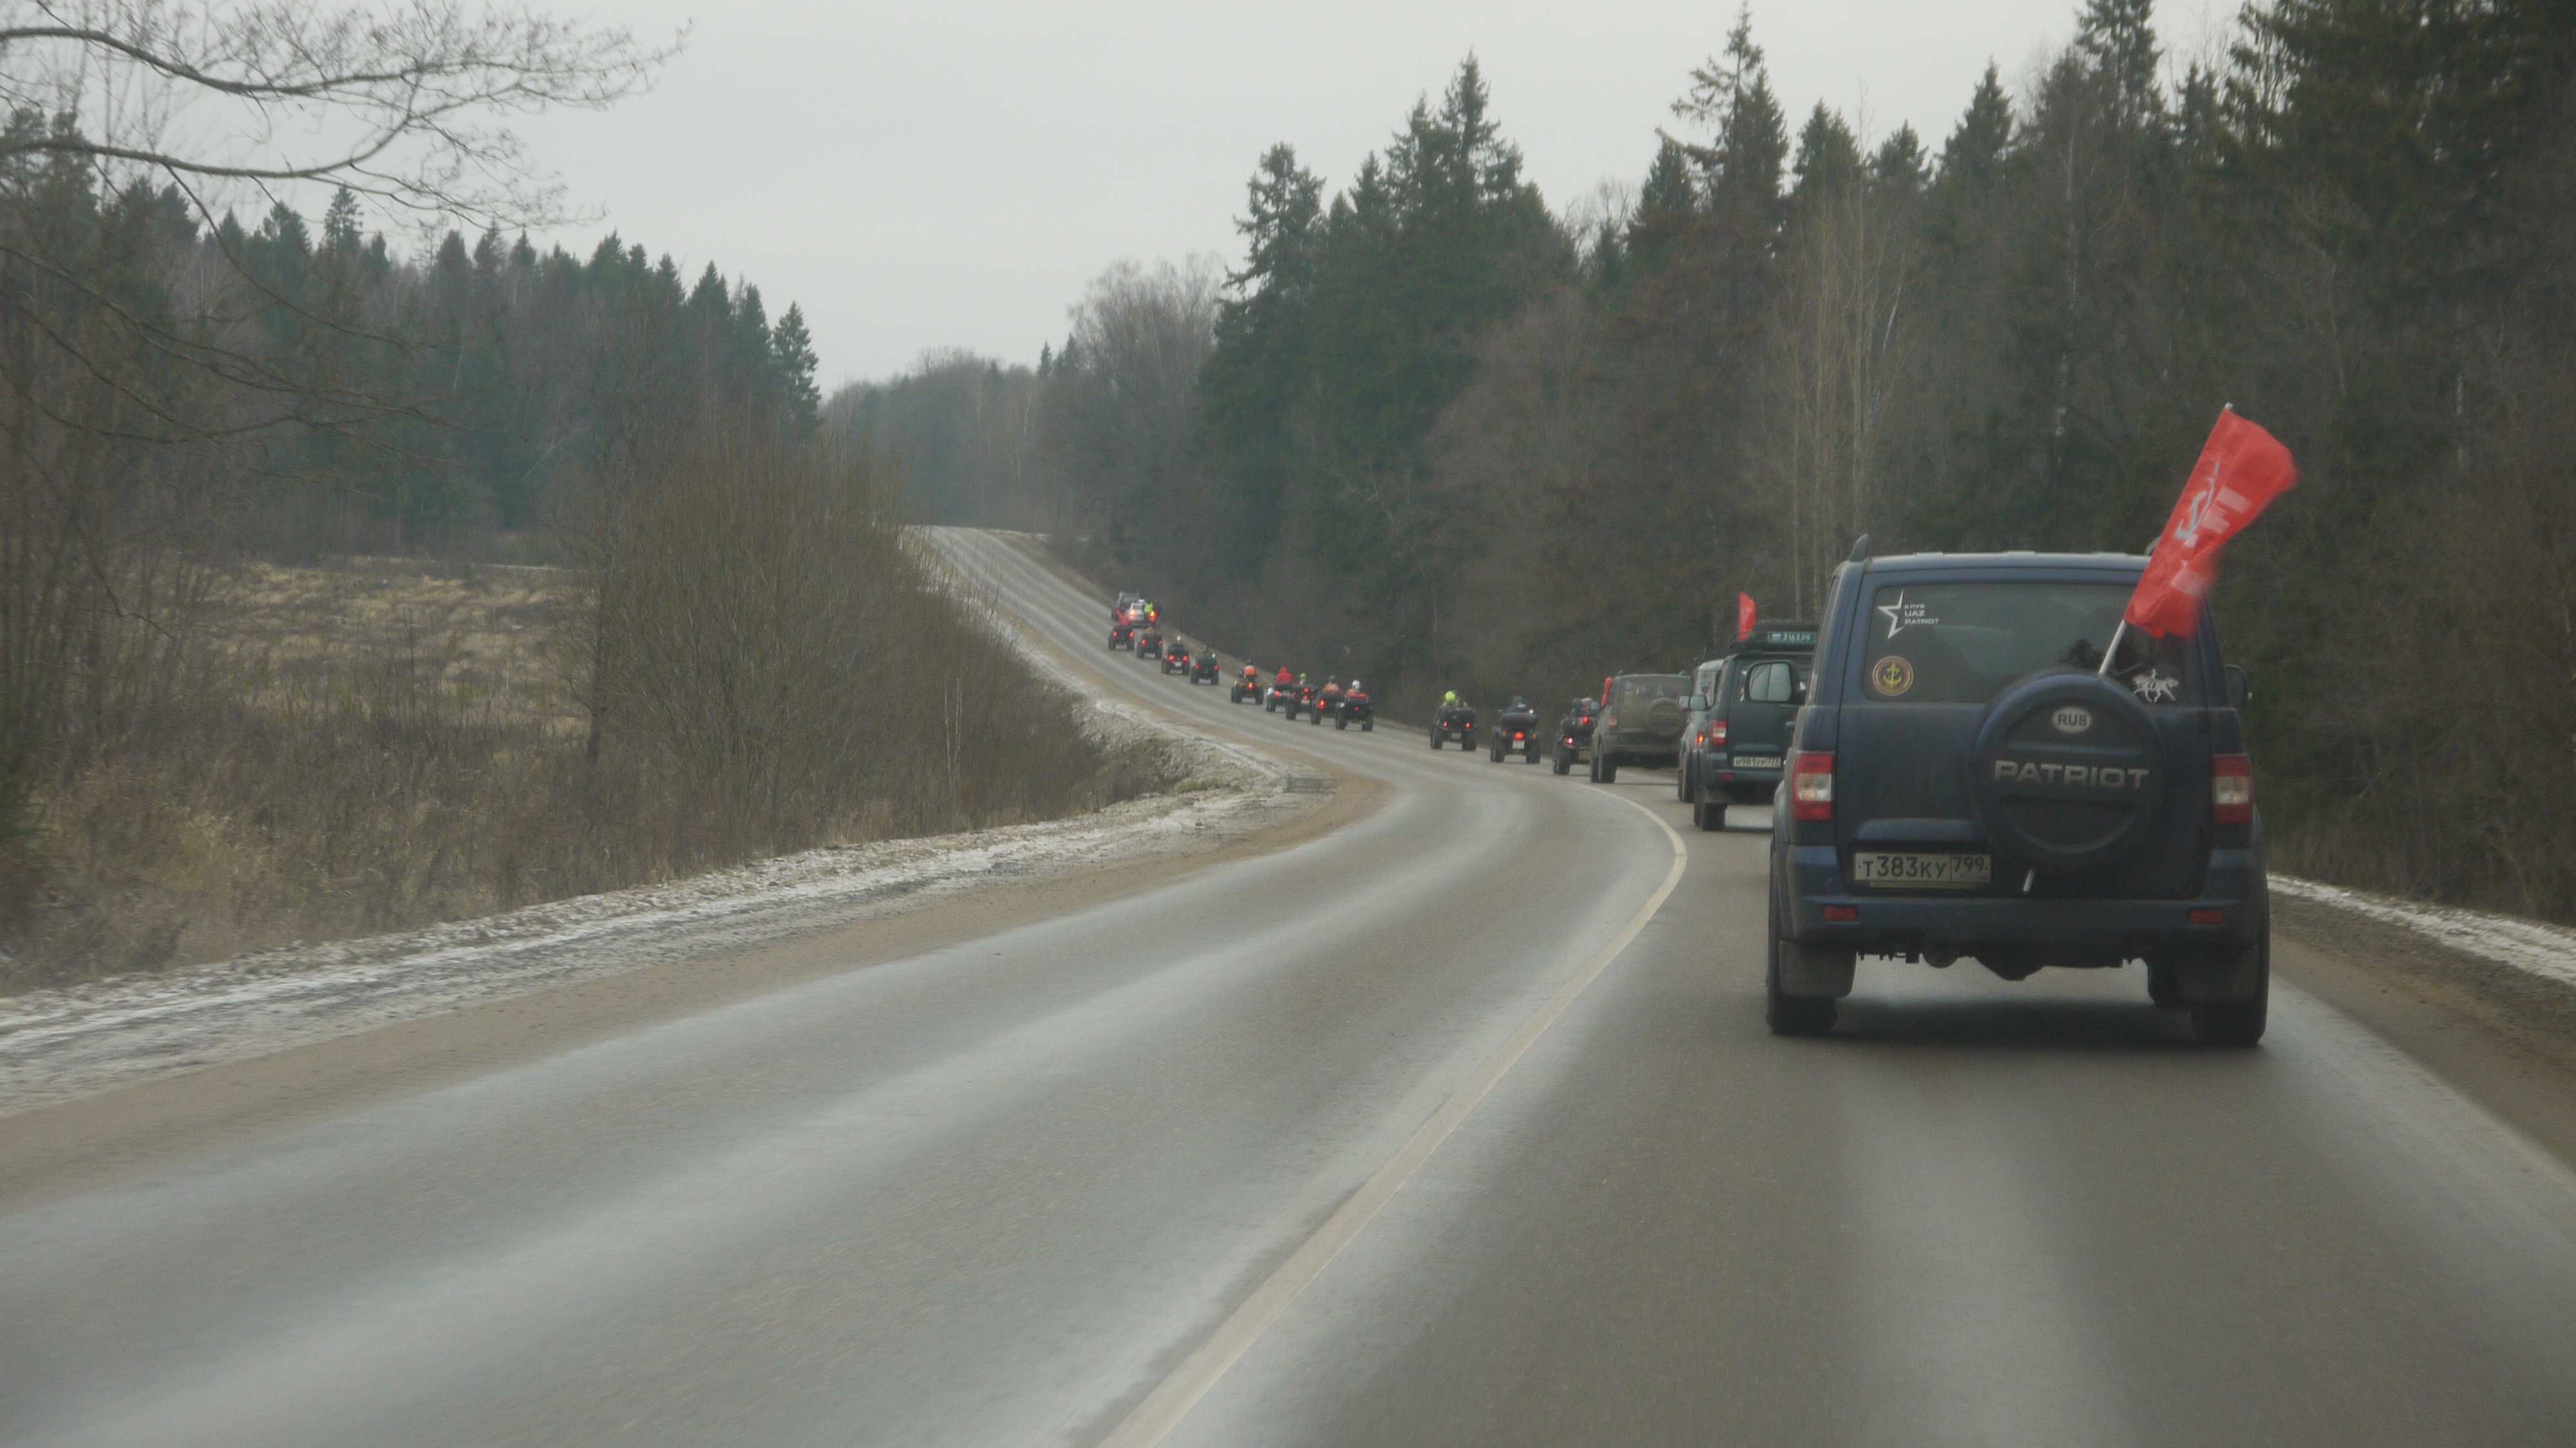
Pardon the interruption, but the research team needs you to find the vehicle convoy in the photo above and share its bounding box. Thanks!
[1551,697,1600,774]
[1334,681,1374,730]
[1766,545,2268,1046]
[1488,697,1543,763]
[1683,623,1819,830]
[1193,651,1222,684]
[1589,672,1692,782]
[1430,694,1477,750]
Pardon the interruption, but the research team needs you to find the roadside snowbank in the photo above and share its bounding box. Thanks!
[2275,875,2576,993]
[0,783,1312,1114]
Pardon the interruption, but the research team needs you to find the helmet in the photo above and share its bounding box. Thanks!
[1350,680,1362,691]
[1443,690,1458,704]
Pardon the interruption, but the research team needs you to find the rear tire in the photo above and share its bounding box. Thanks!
[2146,962,2184,1009]
[1694,797,1725,832]
[1766,884,1839,1036]
[1599,752,1618,783]
[1553,748,1570,775]
[1429,734,1440,750]
[2188,933,2269,1047]
[1363,719,1373,732]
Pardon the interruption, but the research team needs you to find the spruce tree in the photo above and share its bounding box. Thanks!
[771,303,821,433]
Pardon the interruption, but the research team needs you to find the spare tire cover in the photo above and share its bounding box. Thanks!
[1644,697,1685,736]
[1966,671,2169,875]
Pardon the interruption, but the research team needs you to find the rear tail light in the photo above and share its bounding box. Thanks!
[2211,754,2253,825]
[1789,752,1835,821]
[1710,719,1727,747]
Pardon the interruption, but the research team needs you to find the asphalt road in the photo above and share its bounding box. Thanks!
[5,529,2574,1447]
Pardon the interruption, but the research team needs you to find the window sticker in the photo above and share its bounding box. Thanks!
[2130,669,2180,704]
[1873,655,1915,696]
[1875,589,1938,638]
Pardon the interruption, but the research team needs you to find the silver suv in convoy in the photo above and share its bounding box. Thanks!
[1588,673,1692,783]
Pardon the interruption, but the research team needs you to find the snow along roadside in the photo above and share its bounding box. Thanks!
[0,538,1328,1116]
[2274,875,2576,994]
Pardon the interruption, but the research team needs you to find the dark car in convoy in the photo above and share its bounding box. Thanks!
[1551,698,1599,774]
[1588,673,1692,782]
[1766,546,2267,1045]
[1430,700,1477,750]
[1683,624,1817,830]
[1676,656,1728,806]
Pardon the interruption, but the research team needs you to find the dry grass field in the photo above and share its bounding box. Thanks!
[15,560,598,986]
[205,559,584,730]
[7,434,1143,997]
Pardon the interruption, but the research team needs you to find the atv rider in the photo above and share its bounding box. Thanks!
[1318,678,1345,716]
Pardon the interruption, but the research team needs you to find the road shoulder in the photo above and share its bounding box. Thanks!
[0,768,1385,1212]
[2276,892,2576,1168]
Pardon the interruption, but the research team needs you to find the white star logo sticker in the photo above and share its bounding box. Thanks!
[1877,590,1917,637]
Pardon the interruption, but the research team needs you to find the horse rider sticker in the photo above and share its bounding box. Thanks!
[1873,656,1914,696]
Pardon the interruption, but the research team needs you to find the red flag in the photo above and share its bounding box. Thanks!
[1736,593,1757,640]
[2125,408,2297,638]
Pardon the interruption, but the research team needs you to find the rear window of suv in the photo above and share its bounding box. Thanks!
[1859,580,2191,706]
[1737,659,1809,703]
[1614,675,1690,710]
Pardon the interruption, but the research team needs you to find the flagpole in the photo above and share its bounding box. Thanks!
[2097,619,2127,679]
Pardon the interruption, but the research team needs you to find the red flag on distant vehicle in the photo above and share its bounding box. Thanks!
[1736,593,1757,640]
[2125,407,2297,639]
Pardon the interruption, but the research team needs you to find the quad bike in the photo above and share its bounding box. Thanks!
[1334,691,1375,731]
[1429,704,1477,750]
[1488,709,1543,763]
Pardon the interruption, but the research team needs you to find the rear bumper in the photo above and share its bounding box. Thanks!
[1781,843,2265,952]
[1605,732,1680,764]
[1701,752,1784,795]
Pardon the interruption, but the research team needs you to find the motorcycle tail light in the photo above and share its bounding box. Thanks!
[1789,752,1835,821]
[2211,754,2253,825]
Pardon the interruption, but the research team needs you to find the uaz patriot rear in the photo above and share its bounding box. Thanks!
[1767,547,2267,1045]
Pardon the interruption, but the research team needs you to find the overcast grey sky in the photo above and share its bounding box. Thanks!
[511,1,2224,390]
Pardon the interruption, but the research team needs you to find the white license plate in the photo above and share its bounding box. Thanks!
[1731,756,1782,771]
[1853,852,1993,888]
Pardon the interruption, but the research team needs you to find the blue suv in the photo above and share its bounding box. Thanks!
[1768,546,2267,1044]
